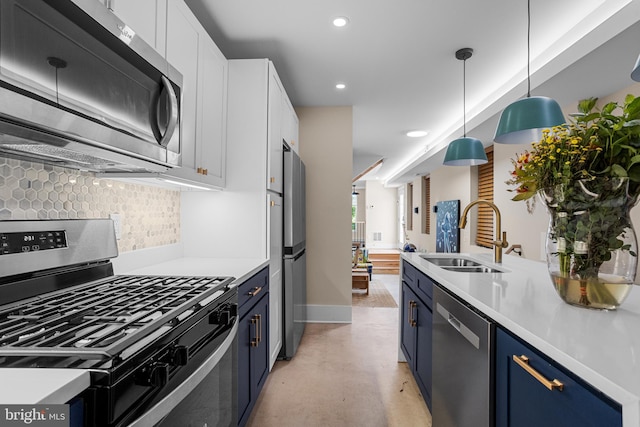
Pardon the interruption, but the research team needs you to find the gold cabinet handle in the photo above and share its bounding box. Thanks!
[257,314,262,344]
[248,286,263,297]
[197,167,203,174]
[408,301,417,327]
[202,168,208,175]
[270,177,276,183]
[512,355,564,391]
[270,200,275,207]
[251,315,259,347]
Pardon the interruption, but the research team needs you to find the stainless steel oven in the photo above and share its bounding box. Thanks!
[0,220,237,427]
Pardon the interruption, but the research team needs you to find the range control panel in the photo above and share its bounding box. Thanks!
[0,230,67,255]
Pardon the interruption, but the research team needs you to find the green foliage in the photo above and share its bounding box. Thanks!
[507,94,640,209]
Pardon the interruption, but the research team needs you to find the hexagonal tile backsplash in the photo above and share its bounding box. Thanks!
[0,157,180,253]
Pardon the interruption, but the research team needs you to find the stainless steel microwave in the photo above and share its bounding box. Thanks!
[0,0,182,172]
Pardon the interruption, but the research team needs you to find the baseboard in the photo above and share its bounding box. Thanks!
[305,304,352,323]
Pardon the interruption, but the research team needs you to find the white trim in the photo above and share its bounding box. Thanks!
[305,304,352,323]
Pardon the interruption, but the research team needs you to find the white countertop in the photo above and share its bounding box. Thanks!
[0,257,267,405]
[402,252,640,426]
[0,369,90,404]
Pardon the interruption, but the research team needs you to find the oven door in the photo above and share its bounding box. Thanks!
[128,320,238,427]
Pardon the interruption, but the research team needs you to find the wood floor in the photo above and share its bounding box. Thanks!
[246,275,432,427]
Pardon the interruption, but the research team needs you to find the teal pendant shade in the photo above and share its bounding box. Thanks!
[494,96,565,144]
[443,137,487,166]
[632,53,640,82]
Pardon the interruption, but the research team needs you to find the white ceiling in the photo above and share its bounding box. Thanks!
[185,0,640,187]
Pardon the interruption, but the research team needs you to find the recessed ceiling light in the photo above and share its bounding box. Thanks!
[333,17,349,27]
[335,83,346,90]
[406,130,428,138]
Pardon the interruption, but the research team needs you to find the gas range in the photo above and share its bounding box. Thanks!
[0,220,238,426]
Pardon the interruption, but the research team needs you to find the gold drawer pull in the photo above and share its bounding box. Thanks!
[248,286,263,297]
[257,314,262,344]
[408,300,417,327]
[513,355,564,391]
[251,315,259,347]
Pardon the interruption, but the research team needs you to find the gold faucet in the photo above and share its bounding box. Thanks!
[459,199,509,263]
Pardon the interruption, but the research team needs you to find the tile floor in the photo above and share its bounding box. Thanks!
[246,274,432,427]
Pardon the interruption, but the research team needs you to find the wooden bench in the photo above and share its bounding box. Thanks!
[352,268,369,295]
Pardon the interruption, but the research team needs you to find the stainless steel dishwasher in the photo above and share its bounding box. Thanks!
[432,285,494,427]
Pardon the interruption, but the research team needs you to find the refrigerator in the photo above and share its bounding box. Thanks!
[280,149,307,359]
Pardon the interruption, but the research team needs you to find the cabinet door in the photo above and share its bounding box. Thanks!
[165,0,199,171]
[267,64,283,193]
[400,281,417,367]
[163,0,227,189]
[268,194,283,368]
[196,36,227,188]
[251,293,270,397]
[496,328,622,427]
[238,292,270,427]
[281,96,299,153]
[414,297,433,410]
[106,0,166,54]
[237,308,253,425]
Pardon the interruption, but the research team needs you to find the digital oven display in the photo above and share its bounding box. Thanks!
[0,230,67,255]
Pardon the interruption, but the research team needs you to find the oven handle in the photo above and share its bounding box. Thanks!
[127,319,238,427]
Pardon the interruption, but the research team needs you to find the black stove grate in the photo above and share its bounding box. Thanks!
[0,275,233,361]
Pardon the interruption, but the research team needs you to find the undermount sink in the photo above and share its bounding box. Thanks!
[438,266,503,273]
[419,255,506,273]
[420,256,482,267]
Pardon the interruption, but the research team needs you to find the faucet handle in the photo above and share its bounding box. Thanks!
[494,231,509,248]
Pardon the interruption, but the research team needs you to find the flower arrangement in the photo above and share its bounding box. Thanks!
[508,95,640,208]
[507,95,640,308]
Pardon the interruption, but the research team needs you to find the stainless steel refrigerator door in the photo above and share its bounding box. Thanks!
[284,150,305,254]
[281,250,306,359]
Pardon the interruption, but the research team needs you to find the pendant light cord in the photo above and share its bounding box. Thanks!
[462,57,467,137]
[527,0,531,98]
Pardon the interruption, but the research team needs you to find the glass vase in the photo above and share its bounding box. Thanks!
[540,178,638,310]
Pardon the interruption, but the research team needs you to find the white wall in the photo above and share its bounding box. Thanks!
[364,180,398,248]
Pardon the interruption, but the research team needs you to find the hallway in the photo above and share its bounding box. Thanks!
[246,275,432,427]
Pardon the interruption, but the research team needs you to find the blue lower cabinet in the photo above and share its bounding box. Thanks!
[237,267,269,427]
[495,327,622,427]
[400,260,433,410]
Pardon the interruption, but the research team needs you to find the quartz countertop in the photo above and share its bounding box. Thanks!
[0,369,90,404]
[0,257,267,405]
[402,252,640,426]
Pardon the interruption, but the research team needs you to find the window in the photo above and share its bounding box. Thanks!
[476,147,494,248]
[406,183,413,231]
[422,175,431,234]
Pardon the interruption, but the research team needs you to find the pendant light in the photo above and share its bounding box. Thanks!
[443,48,488,166]
[493,0,565,144]
[631,53,640,81]
[352,184,359,195]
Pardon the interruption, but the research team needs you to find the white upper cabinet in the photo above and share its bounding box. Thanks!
[163,1,227,188]
[104,0,167,55]
[281,94,299,154]
[267,64,284,193]
[105,0,227,189]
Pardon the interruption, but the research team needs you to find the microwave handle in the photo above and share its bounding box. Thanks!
[155,75,179,148]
